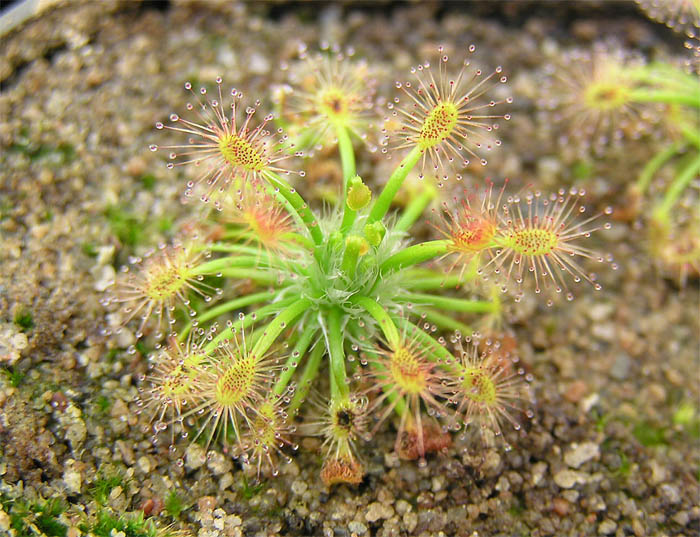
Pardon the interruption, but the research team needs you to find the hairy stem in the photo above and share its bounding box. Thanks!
[250,298,313,360]
[178,290,277,341]
[272,325,318,397]
[288,341,324,416]
[636,141,684,194]
[191,255,268,276]
[368,145,423,224]
[263,170,323,246]
[394,184,437,233]
[217,268,280,284]
[417,308,473,336]
[380,240,450,274]
[629,89,700,108]
[348,295,400,347]
[326,307,349,399]
[398,292,497,314]
[654,152,700,221]
[203,296,298,352]
[393,316,458,366]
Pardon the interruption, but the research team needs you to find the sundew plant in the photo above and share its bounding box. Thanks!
[106,45,614,485]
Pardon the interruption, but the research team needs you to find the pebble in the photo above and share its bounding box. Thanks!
[598,519,617,534]
[659,483,681,504]
[592,322,615,342]
[347,521,367,535]
[365,502,393,523]
[648,459,667,486]
[587,302,614,321]
[137,456,151,474]
[63,460,82,494]
[564,442,599,468]
[431,475,446,493]
[219,472,233,491]
[552,497,569,516]
[384,451,400,468]
[610,353,631,380]
[553,469,588,489]
[480,450,502,477]
[531,461,547,486]
[291,479,308,495]
[395,498,412,516]
[563,380,588,403]
[206,451,232,475]
[672,510,690,526]
[403,511,418,533]
[185,444,207,471]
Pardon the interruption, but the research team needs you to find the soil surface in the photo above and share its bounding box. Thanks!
[1,1,698,537]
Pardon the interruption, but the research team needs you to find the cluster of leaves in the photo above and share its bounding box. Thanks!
[538,33,700,285]
[105,44,616,484]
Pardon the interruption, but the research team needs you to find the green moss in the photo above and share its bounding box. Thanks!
[571,160,594,180]
[14,308,34,331]
[105,205,144,247]
[3,495,68,537]
[672,401,696,426]
[157,216,173,233]
[164,490,185,518]
[92,469,127,505]
[508,497,525,517]
[612,451,632,477]
[633,421,668,447]
[95,395,112,414]
[140,174,157,190]
[2,367,25,387]
[85,509,158,537]
[239,475,264,500]
[82,242,98,258]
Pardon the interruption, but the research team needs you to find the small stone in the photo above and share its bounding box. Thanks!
[480,449,502,477]
[659,483,681,504]
[647,383,667,403]
[63,461,82,494]
[431,475,446,493]
[553,469,587,489]
[632,518,646,536]
[552,497,569,517]
[0,510,9,532]
[137,456,151,474]
[248,52,270,74]
[219,472,233,491]
[126,156,146,177]
[206,451,232,475]
[587,303,614,322]
[384,451,400,468]
[291,479,308,496]
[109,485,122,501]
[198,496,216,512]
[348,521,367,535]
[403,511,418,533]
[185,444,207,471]
[531,461,547,486]
[592,322,615,342]
[564,442,599,468]
[395,499,412,516]
[563,380,587,403]
[562,490,579,503]
[610,353,631,380]
[648,460,667,486]
[672,511,689,526]
[598,519,617,535]
[365,502,393,523]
